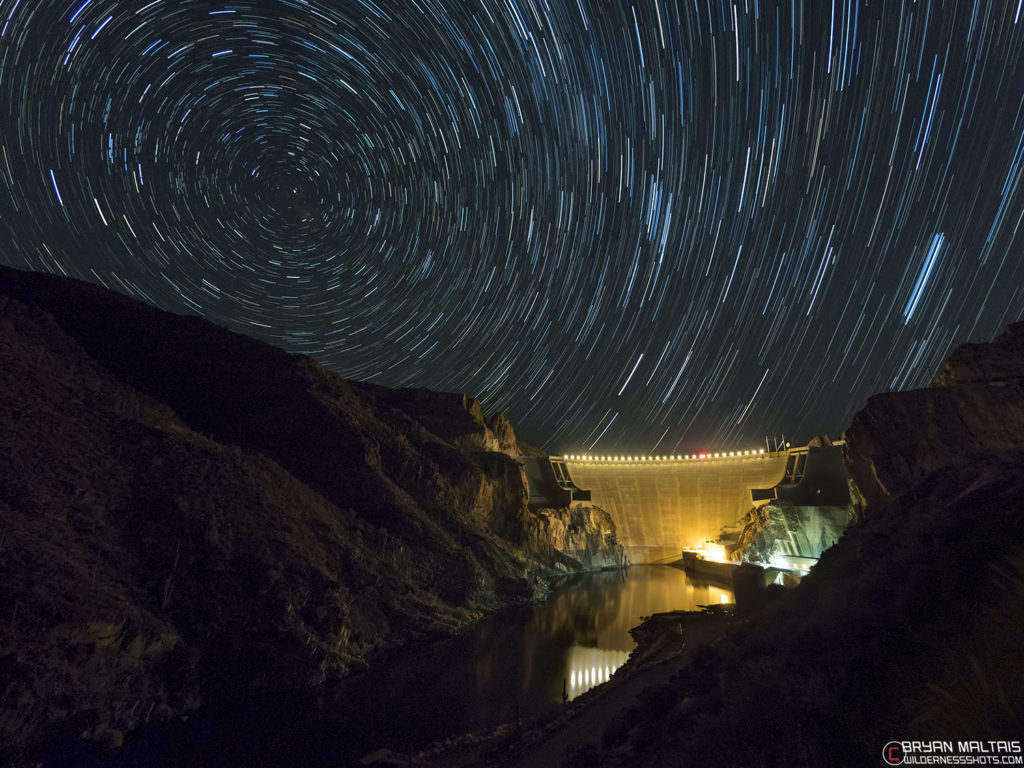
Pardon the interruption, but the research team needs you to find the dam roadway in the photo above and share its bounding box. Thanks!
[557,452,791,564]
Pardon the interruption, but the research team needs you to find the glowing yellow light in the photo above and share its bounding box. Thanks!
[759,448,765,454]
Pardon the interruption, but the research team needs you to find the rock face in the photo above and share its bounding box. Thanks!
[0,265,620,762]
[732,501,854,564]
[364,386,523,456]
[527,506,627,570]
[932,321,1024,385]
[844,321,1024,512]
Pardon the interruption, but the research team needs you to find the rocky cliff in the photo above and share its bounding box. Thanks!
[0,265,621,763]
[844,321,1024,512]
[731,501,854,564]
[526,506,626,570]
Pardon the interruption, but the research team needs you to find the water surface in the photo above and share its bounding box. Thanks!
[128,565,732,766]
[333,565,733,755]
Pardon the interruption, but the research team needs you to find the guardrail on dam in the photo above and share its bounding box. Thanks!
[553,451,791,564]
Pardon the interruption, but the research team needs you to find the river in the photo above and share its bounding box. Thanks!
[123,565,732,767]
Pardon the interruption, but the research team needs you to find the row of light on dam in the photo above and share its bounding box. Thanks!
[564,449,769,462]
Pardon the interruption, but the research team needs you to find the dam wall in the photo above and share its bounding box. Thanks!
[560,453,790,564]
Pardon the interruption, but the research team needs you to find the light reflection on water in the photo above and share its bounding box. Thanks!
[131,566,733,765]
[565,646,630,700]
[545,566,733,700]
[328,565,734,754]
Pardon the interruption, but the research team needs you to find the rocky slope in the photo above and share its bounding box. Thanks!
[844,321,1024,511]
[0,265,621,764]
[731,500,853,564]
[563,323,1024,767]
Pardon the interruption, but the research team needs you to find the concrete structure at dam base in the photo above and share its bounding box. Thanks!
[524,443,854,566]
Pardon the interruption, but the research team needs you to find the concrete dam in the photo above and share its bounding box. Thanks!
[524,446,851,565]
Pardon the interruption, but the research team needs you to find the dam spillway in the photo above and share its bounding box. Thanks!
[558,453,791,564]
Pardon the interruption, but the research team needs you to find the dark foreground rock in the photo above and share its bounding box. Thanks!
[0,265,621,764]
[517,324,1024,767]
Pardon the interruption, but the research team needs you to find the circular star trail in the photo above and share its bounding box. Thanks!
[2,0,1023,453]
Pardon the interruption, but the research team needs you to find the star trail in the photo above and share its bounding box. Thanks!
[1,0,1023,454]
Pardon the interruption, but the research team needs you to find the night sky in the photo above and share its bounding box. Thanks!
[1,1,1023,454]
